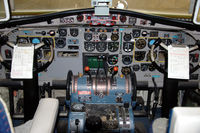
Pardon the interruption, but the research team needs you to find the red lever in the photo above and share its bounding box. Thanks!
[113,66,118,72]
[84,66,90,72]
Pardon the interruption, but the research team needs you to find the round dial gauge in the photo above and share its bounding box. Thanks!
[136,39,146,49]
[71,103,85,112]
[55,38,66,48]
[99,33,107,41]
[111,33,119,41]
[84,33,93,41]
[84,42,95,52]
[96,42,107,52]
[123,33,132,41]
[123,42,134,52]
[17,37,29,44]
[108,55,118,65]
[108,42,119,52]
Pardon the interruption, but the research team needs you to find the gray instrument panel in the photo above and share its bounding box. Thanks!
[0,14,199,87]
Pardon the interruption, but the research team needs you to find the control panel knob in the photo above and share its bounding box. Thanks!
[84,66,90,72]
[113,66,118,72]
[120,15,127,23]
[77,14,84,22]
[49,30,56,36]
[41,31,46,35]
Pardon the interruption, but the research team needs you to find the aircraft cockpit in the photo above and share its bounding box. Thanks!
[0,0,200,133]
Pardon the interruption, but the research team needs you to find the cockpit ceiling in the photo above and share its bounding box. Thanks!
[12,0,193,18]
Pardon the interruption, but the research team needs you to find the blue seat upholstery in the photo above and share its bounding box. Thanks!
[0,97,14,133]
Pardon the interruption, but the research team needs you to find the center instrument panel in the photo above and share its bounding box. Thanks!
[0,13,200,87]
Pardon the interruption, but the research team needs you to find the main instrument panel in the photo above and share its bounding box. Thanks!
[0,13,200,88]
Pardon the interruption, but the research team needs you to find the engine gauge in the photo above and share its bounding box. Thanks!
[111,33,119,41]
[132,30,141,38]
[123,33,132,41]
[149,64,156,71]
[70,28,79,37]
[84,42,95,52]
[55,38,66,48]
[122,55,132,65]
[141,63,149,71]
[123,42,134,52]
[96,42,107,52]
[58,29,67,36]
[84,33,93,41]
[134,51,146,61]
[136,39,146,49]
[99,33,107,41]
[108,42,119,52]
[108,55,118,65]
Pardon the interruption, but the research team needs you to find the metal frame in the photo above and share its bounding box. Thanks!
[0,0,10,22]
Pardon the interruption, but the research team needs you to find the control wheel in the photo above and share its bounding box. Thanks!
[0,37,54,72]
[150,38,200,117]
[150,38,200,74]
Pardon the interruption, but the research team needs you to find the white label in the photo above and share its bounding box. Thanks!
[11,45,34,79]
[168,45,189,79]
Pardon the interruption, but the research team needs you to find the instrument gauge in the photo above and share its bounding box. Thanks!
[132,30,141,38]
[84,42,95,52]
[96,42,107,52]
[136,39,146,49]
[108,55,118,65]
[123,42,134,52]
[99,33,107,41]
[84,33,93,41]
[122,55,132,65]
[17,37,29,44]
[134,51,146,61]
[71,103,85,112]
[123,33,132,41]
[108,42,119,52]
[58,29,67,36]
[55,38,66,48]
[111,33,119,41]
[70,28,79,37]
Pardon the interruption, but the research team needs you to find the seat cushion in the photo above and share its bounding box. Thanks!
[29,98,59,133]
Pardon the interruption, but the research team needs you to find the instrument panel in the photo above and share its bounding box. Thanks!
[0,13,200,88]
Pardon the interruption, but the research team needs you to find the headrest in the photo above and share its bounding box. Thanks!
[168,107,200,133]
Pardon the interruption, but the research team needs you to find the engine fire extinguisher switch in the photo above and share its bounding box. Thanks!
[5,49,12,59]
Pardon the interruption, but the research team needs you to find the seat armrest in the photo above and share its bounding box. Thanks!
[30,98,59,133]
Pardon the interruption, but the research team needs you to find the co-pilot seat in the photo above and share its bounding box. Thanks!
[152,107,200,133]
[0,97,59,133]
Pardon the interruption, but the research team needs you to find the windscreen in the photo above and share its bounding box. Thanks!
[0,0,6,19]
[13,0,194,18]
